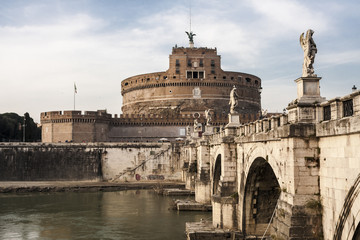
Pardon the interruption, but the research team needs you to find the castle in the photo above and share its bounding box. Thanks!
[41,37,262,143]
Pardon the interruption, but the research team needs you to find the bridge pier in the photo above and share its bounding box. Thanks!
[184,143,197,191]
[211,126,239,230]
[195,140,212,204]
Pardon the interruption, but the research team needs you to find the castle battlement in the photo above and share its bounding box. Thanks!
[41,110,112,124]
[171,46,217,55]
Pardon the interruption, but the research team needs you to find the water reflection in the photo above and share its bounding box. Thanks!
[0,190,211,240]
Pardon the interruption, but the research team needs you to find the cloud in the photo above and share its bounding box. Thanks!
[0,0,359,122]
[246,0,330,34]
[318,50,360,68]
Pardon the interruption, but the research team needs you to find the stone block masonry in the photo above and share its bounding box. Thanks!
[0,142,183,182]
[0,143,102,181]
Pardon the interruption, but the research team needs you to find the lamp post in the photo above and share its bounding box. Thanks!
[352,85,357,92]
[22,115,26,142]
[258,86,263,119]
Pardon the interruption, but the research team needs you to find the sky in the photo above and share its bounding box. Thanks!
[1,0,360,123]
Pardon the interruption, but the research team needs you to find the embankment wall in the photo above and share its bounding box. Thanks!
[0,142,182,182]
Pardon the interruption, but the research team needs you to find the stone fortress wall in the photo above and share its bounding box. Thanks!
[41,109,260,143]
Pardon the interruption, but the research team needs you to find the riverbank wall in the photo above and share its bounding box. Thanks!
[0,181,185,193]
[0,142,182,182]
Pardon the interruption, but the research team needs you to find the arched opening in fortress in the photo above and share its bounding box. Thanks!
[213,155,221,195]
[353,223,360,240]
[243,157,280,236]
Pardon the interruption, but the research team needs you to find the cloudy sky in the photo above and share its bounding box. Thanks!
[1,0,360,122]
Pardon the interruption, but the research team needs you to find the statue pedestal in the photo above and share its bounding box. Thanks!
[295,76,325,104]
[203,125,214,136]
[225,113,240,128]
[287,76,326,123]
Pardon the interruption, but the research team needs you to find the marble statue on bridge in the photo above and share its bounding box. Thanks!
[300,29,317,77]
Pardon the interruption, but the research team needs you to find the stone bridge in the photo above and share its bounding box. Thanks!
[183,76,360,240]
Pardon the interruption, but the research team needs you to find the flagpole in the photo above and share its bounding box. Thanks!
[74,83,76,110]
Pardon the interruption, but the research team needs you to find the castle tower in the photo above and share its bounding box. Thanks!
[121,42,262,120]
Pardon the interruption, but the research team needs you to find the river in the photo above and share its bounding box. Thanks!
[0,190,211,240]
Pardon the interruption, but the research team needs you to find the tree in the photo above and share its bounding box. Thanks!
[0,112,41,142]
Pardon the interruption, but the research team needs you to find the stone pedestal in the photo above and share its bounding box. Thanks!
[295,76,325,104]
[288,76,326,123]
[226,113,240,128]
[203,125,213,136]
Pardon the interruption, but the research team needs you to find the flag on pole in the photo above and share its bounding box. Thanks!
[74,83,77,94]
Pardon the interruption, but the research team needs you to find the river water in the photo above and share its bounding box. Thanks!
[0,190,211,240]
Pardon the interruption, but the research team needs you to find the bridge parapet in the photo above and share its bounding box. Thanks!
[316,90,360,137]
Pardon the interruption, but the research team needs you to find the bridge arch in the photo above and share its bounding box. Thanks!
[242,157,280,236]
[213,154,221,195]
[334,173,360,240]
[353,223,360,240]
[210,145,223,195]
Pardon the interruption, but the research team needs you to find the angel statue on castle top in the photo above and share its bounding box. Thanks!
[185,31,196,44]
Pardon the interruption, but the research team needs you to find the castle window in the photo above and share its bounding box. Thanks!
[187,71,192,78]
[246,77,251,83]
[187,60,192,67]
[214,76,217,79]
[231,77,234,80]
[176,69,180,74]
[255,80,259,85]
[173,76,176,79]
[186,71,205,79]
[199,59,203,67]
[124,82,129,86]
[163,76,168,80]
[223,76,226,79]
[211,70,215,74]
[211,60,215,67]
[199,71,204,79]
[176,59,180,67]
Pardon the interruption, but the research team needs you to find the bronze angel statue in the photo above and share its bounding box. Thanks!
[300,29,317,77]
[186,31,196,43]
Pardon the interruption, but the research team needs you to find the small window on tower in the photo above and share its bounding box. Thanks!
[211,60,215,67]
[176,59,180,67]
[188,60,192,67]
[199,71,204,79]
[199,59,204,67]
[187,71,192,78]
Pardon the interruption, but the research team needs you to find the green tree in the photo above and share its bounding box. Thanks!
[0,112,41,142]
